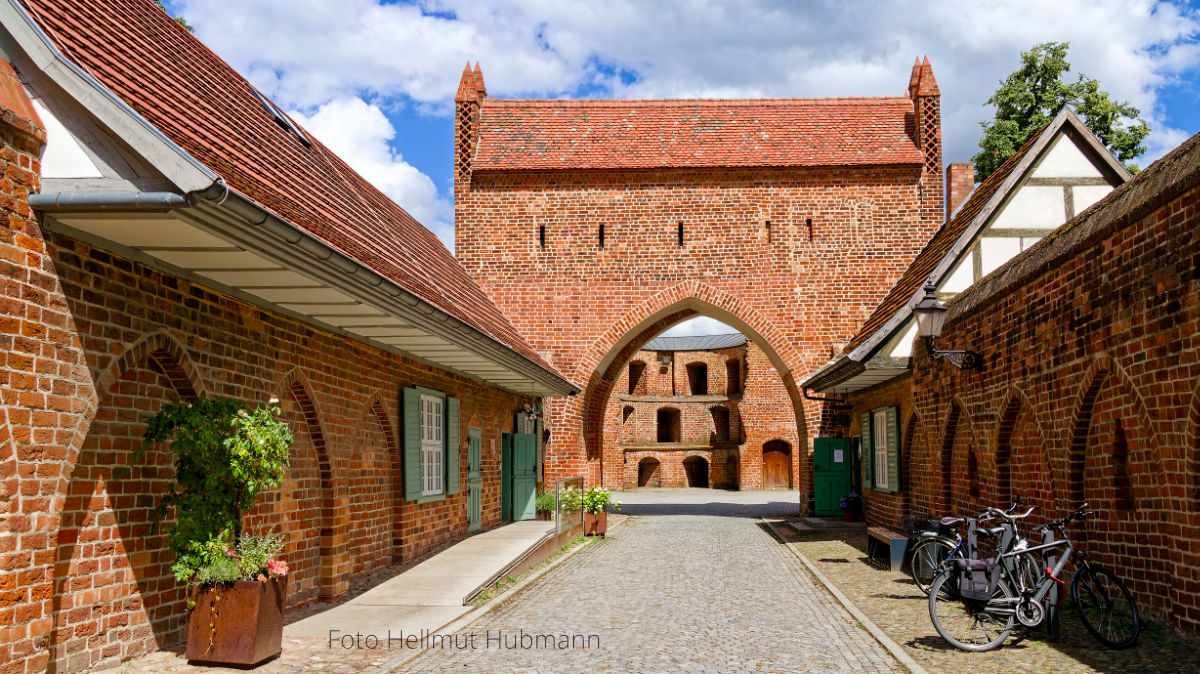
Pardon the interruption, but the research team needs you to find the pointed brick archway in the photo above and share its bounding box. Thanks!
[550,282,811,498]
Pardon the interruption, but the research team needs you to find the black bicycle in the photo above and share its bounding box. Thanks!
[907,497,1030,595]
[928,503,1140,652]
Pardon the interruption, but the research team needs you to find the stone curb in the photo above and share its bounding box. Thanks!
[376,516,628,673]
[762,520,929,674]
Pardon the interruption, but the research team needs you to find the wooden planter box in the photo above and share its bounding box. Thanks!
[187,576,286,666]
[584,511,608,537]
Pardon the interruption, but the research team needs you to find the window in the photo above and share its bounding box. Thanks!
[421,394,444,495]
[861,406,899,493]
[873,408,889,490]
[598,223,605,249]
[677,222,684,246]
[402,386,460,502]
[657,407,681,443]
[726,360,741,395]
[538,225,546,249]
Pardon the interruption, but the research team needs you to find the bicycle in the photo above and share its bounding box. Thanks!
[907,497,1029,595]
[928,503,1140,652]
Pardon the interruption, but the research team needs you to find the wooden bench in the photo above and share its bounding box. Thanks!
[867,526,909,572]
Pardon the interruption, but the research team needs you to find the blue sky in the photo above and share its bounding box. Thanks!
[168,0,1199,336]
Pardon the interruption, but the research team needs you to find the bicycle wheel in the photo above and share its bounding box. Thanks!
[928,570,1015,651]
[909,537,955,595]
[1072,564,1140,649]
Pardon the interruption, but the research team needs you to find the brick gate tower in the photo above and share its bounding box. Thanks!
[454,58,947,507]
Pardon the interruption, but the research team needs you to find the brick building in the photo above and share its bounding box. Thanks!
[806,107,1200,634]
[453,57,952,499]
[803,110,1129,524]
[606,334,799,490]
[0,2,575,672]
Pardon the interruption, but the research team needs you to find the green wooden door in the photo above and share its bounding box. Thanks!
[467,428,482,531]
[813,437,852,516]
[501,433,513,521]
[512,432,537,521]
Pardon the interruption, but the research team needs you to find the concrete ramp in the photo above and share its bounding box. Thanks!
[286,520,553,640]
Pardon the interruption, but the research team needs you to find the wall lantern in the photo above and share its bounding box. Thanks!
[913,279,982,370]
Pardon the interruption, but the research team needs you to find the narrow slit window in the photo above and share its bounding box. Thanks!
[598,223,605,249]
[538,225,546,249]
[677,222,684,247]
[766,220,771,243]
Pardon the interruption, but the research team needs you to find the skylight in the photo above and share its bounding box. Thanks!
[249,86,311,148]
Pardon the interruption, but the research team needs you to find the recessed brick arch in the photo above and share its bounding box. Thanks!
[366,396,404,561]
[992,386,1053,518]
[347,394,400,574]
[570,282,809,491]
[50,331,206,670]
[270,369,347,605]
[1190,380,1200,508]
[939,401,961,512]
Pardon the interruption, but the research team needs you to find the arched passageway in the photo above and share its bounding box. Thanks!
[684,456,710,487]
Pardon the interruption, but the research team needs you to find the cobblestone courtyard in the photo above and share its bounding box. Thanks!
[394,489,902,673]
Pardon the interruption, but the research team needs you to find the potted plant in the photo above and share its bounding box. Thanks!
[139,397,292,666]
[840,492,862,522]
[580,486,621,537]
[535,490,557,520]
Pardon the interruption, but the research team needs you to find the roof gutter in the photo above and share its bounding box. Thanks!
[31,188,578,397]
[800,354,865,393]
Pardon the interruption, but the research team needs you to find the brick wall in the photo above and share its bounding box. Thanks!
[906,132,1200,634]
[847,375,915,526]
[456,162,942,506]
[0,81,525,669]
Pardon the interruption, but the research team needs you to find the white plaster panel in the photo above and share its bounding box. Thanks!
[991,186,1067,229]
[1073,185,1113,213]
[1030,134,1104,178]
[60,215,229,248]
[980,237,1021,276]
[32,98,104,178]
[888,320,918,358]
[942,255,974,292]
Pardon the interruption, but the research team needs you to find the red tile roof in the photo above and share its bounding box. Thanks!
[838,126,1048,355]
[21,0,562,378]
[473,98,923,171]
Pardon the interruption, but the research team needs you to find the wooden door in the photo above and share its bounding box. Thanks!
[763,450,790,489]
[813,438,851,516]
[501,433,512,521]
[467,428,482,531]
[512,432,537,520]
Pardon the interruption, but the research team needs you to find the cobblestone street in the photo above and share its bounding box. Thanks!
[393,489,903,673]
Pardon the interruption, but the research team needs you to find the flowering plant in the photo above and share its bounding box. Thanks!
[840,492,862,510]
[139,396,292,586]
[580,486,621,514]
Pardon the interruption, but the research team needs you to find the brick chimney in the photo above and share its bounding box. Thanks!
[946,162,975,218]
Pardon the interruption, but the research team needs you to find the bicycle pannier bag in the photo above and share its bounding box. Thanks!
[954,558,1000,601]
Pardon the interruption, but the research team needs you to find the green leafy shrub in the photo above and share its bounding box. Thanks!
[580,486,621,514]
[535,490,557,513]
[139,397,292,584]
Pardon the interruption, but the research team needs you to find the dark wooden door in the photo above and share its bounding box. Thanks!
[763,450,790,489]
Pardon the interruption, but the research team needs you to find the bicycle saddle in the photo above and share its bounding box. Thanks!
[940,517,964,527]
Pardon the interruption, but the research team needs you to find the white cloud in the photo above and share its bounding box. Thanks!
[288,97,454,246]
[660,317,739,338]
[181,0,1199,208]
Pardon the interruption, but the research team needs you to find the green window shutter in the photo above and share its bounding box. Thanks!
[860,412,873,490]
[402,387,423,501]
[445,396,461,495]
[885,406,900,494]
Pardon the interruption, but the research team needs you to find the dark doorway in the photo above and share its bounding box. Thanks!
[657,407,681,443]
[710,406,731,441]
[628,361,646,395]
[683,456,709,487]
[726,360,741,395]
[638,457,661,487]
[686,362,708,395]
[763,440,791,489]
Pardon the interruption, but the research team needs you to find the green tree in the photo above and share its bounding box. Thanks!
[153,0,194,32]
[972,42,1149,181]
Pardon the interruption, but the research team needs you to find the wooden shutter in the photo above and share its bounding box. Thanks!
[445,396,461,495]
[402,387,422,501]
[884,406,900,494]
[860,412,873,490]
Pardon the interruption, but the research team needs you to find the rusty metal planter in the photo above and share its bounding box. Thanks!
[584,511,608,537]
[186,576,286,666]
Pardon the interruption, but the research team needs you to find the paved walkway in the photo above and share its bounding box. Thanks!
[288,519,552,640]
[393,488,902,673]
[781,529,1199,674]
